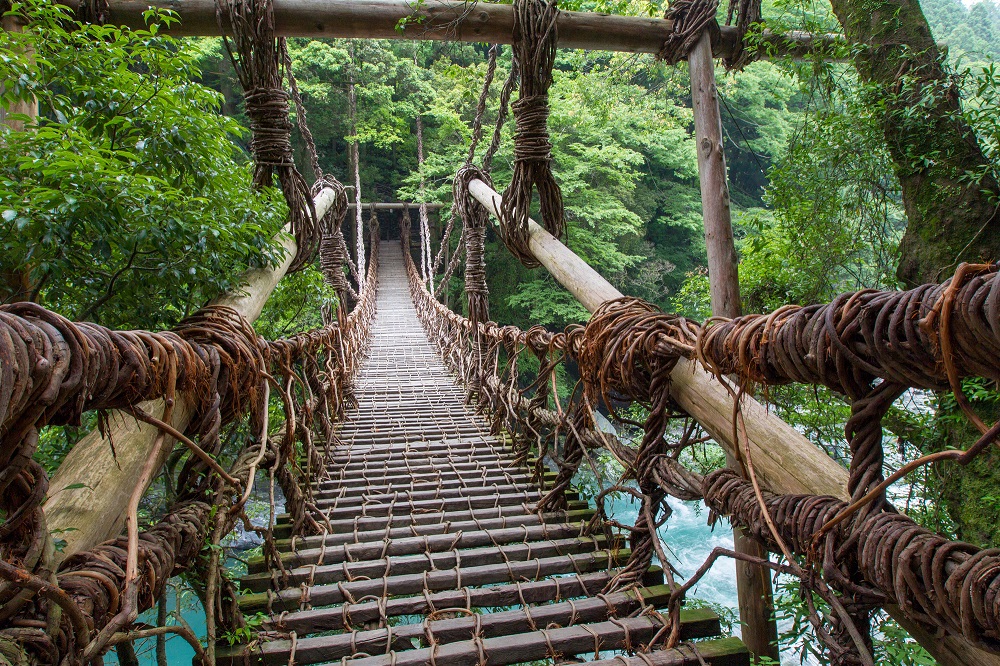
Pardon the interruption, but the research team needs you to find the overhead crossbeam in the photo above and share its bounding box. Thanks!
[83,0,840,58]
[349,202,445,210]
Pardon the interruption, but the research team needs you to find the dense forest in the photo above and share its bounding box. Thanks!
[3,0,1000,663]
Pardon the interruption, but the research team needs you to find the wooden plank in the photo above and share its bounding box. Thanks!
[311,470,553,495]
[324,442,511,463]
[271,501,591,538]
[258,570,641,633]
[249,521,590,573]
[238,549,629,613]
[273,509,593,549]
[327,454,517,472]
[308,490,542,518]
[311,483,539,507]
[253,593,721,665]
[588,637,750,665]
[347,202,446,210]
[338,615,686,666]
[240,535,610,592]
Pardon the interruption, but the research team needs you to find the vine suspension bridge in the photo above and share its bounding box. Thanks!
[2,1,1000,666]
[221,244,746,666]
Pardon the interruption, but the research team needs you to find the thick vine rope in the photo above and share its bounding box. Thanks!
[659,0,762,69]
[498,0,565,267]
[217,0,320,273]
[404,252,1000,662]
[315,177,357,308]
[0,259,379,664]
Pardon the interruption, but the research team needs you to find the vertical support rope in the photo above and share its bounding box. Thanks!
[497,0,565,267]
[216,0,319,272]
[416,114,433,290]
[658,0,762,70]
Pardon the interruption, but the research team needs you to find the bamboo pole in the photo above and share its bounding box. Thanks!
[465,177,1000,666]
[43,187,341,559]
[76,0,840,60]
[688,32,778,664]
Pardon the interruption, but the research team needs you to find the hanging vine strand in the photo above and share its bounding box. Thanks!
[216,0,320,272]
[497,0,565,267]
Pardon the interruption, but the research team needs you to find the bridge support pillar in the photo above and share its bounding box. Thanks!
[688,30,780,664]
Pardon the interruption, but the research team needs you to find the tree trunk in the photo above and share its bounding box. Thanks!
[827,0,1000,286]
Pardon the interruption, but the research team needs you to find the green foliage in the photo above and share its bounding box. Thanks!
[922,0,1000,61]
[0,0,287,328]
[254,265,337,339]
[773,577,934,665]
[741,75,904,310]
[221,612,266,646]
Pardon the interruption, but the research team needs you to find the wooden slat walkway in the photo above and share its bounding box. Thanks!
[226,246,750,666]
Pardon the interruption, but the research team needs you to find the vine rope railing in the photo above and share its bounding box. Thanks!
[0,207,379,665]
[406,218,1000,665]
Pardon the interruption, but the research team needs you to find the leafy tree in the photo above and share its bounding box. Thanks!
[0,0,287,329]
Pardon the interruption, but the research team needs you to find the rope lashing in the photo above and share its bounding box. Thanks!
[217,0,319,273]
[454,166,493,311]
[315,176,357,308]
[498,0,565,268]
[658,0,762,69]
[724,0,762,70]
[658,0,720,65]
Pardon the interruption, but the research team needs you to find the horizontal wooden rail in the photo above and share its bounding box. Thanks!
[43,187,341,558]
[78,0,841,59]
[351,202,445,210]
[466,177,1000,666]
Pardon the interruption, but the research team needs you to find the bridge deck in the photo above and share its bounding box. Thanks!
[230,247,749,665]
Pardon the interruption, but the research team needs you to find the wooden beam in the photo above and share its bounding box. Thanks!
[348,202,445,210]
[465,177,1000,666]
[43,187,341,559]
[84,0,840,59]
[468,177,841,497]
[689,31,778,664]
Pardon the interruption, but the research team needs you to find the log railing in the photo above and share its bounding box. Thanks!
[437,178,1000,666]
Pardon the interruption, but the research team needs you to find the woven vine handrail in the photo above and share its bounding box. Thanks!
[405,227,1000,665]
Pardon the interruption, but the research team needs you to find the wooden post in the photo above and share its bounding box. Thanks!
[689,31,778,664]
[465,177,1000,666]
[44,187,341,558]
[689,33,740,318]
[0,19,37,131]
